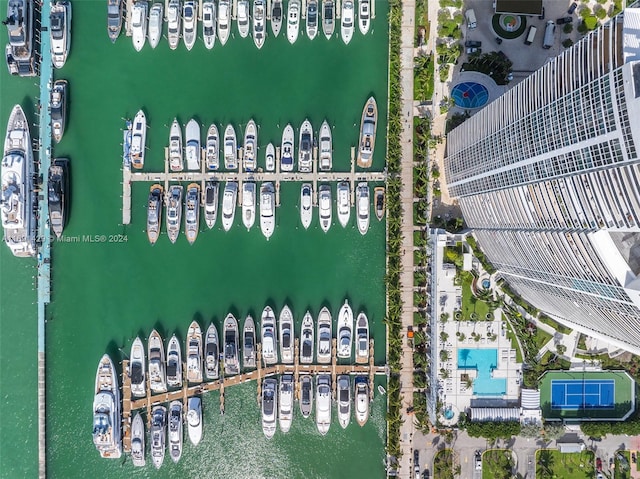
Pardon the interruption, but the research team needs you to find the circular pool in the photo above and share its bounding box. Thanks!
[451,82,489,109]
[444,408,455,420]
[482,279,490,289]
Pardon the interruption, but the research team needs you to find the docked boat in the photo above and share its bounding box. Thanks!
[50,1,71,67]
[243,119,257,171]
[355,312,369,362]
[202,1,216,49]
[261,306,278,365]
[50,79,67,143]
[357,96,378,168]
[166,334,183,388]
[122,119,132,167]
[358,0,370,35]
[130,109,146,169]
[92,354,122,458]
[223,314,240,375]
[147,184,163,245]
[271,0,282,37]
[300,183,313,230]
[221,181,238,231]
[148,329,167,393]
[354,376,369,426]
[262,378,277,439]
[150,405,166,469]
[337,374,351,429]
[48,158,68,239]
[185,119,201,171]
[259,182,275,240]
[279,305,294,364]
[130,0,147,52]
[184,183,200,244]
[341,0,354,44]
[298,119,312,173]
[204,181,218,229]
[299,375,313,419]
[318,184,332,233]
[286,0,300,44]
[148,2,163,48]
[217,0,231,45]
[167,0,181,50]
[204,322,219,380]
[278,374,294,433]
[322,0,335,39]
[318,120,332,171]
[243,315,256,369]
[107,0,123,43]
[306,0,318,39]
[131,412,145,467]
[265,142,275,171]
[183,0,197,50]
[205,124,219,170]
[186,320,203,384]
[237,0,249,38]
[168,401,183,463]
[356,182,370,235]
[223,124,237,169]
[300,311,314,364]
[166,185,183,243]
[169,118,184,172]
[374,186,385,220]
[280,124,295,171]
[316,374,331,435]
[130,337,146,398]
[337,300,353,359]
[253,0,266,49]
[187,397,202,446]
[337,181,350,228]
[242,181,256,230]
[316,306,332,364]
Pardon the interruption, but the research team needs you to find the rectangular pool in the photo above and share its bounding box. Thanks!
[458,348,506,396]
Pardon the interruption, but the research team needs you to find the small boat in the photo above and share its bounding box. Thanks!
[259,182,275,240]
[237,0,249,38]
[262,378,277,439]
[50,79,67,143]
[337,300,353,359]
[150,405,166,469]
[286,0,300,44]
[168,401,183,463]
[374,186,385,220]
[278,374,294,433]
[265,142,275,171]
[242,315,256,369]
[356,182,370,235]
[130,337,146,398]
[50,1,72,67]
[187,397,202,446]
[378,385,386,395]
[186,320,203,384]
[167,0,181,50]
[298,119,312,173]
[280,124,295,171]
[131,0,148,52]
[148,329,167,393]
[48,158,68,239]
[300,183,313,230]
[341,0,354,44]
[92,355,122,458]
[337,374,351,429]
[130,109,146,169]
[223,313,240,375]
[217,0,231,45]
[318,184,332,233]
[204,322,219,380]
[223,124,237,169]
[316,307,332,364]
[279,305,294,364]
[148,2,163,49]
[322,0,335,39]
[131,412,145,467]
[169,118,184,172]
[123,119,132,167]
[204,182,219,229]
[166,185,183,243]
[300,311,314,364]
[337,181,350,228]
[202,1,217,49]
[242,181,256,230]
[271,0,282,37]
[205,124,219,170]
[221,181,238,231]
[185,119,201,171]
[184,183,200,244]
[261,306,278,365]
[107,0,123,43]
[253,0,266,49]
[306,0,318,39]
[243,119,257,171]
[316,374,331,435]
[358,0,370,35]
[147,184,163,244]
[299,375,313,419]
[318,120,332,171]
[183,0,197,50]
[354,376,369,426]
[357,96,378,168]
[355,312,369,362]
[166,334,182,388]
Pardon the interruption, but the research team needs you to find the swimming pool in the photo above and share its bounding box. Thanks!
[458,348,506,396]
[451,82,490,109]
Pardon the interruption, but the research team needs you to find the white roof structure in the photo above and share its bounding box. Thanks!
[623,9,640,63]
[521,389,540,410]
[469,408,520,422]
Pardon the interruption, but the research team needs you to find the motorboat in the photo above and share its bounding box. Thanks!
[280,124,294,171]
[217,0,231,45]
[147,184,163,244]
[186,320,203,384]
[374,186,385,220]
[167,0,181,50]
[278,374,294,433]
[184,183,200,244]
[318,184,332,233]
[286,0,300,44]
[166,334,183,388]
[355,312,369,363]
[298,119,312,173]
[300,183,312,230]
[322,0,334,39]
[354,376,369,426]
[50,79,67,143]
[148,2,163,48]
[204,181,218,229]
[242,181,256,230]
[122,119,132,167]
[223,124,237,169]
[6,0,34,62]
[107,0,123,43]
[271,0,282,37]
[306,0,318,39]
[337,374,351,429]
[243,119,257,171]
[223,313,239,375]
[166,185,183,243]
[221,181,238,231]
[130,109,146,169]
[150,405,166,469]
[130,0,147,52]
[242,315,256,369]
[337,181,350,228]
[318,120,332,171]
[316,374,331,435]
[129,337,146,398]
[357,96,378,168]
[50,1,71,67]
[148,329,167,393]
[341,0,354,44]
[261,378,277,439]
[279,305,294,364]
[356,182,370,235]
[316,306,332,364]
[237,0,249,38]
[168,118,183,171]
[259,182,275,240]
[185,119,201,171]
[205,123,219,170]
[92,354,122,458]
[183,0,197,50]
[204,322,219,380]
[253,0,265,49]
[337,300,353,359]
[168,400,183,463]
[300,311,314,364]
[260,306,278,365]
[299,375,313,419]
[265,143,275,171]
[358,0,370,35]
[187,397,202,446]
[131,412,145,467]
[202,1,216,49]
[48,158,68,239]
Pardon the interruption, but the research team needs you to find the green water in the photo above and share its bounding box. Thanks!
[0,1,389,477]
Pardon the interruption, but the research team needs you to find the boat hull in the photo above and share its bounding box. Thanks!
[223,314,240,375]
[167,0,181,49]
[243,119,258,171]
[148,330,167,393]
[337,300,353,359]
[337,181,351,228]
[271,0,282,37]
[261,306,278,365]
[187,397,203,445]
[147,184,163,245]
[206,124,219,170]
[243,316,257,369]
[280,124,295,171]
[316,374,331,435]
[183,1,197,51]
[221,181,238,231]
[300,183,313,230]
[166,185,183,243]
[242,182,256,230]
[357,97,378,168]
[93,354,122,458]
[186,321,203,384]
[287,0,300,44]
[319,120,332,171]
[150,406,166,468]
[262,378,277,438]
[204,322,220,380]
[203,1,217,49]
[50,80,67,143]
[131,1,147,52]
[131,412,145,466]
[166,334,182,388]
[148,3,163,48]
[184,183,200,244]
[340,0,353,45]
[50,1,72,68]
[48,158,68,239]
[223,124,237,170]
[130,109,146,169]
[168,401,183,463]
[356,182,370,235]
[130,337,146,398]
[169,118,184,171]
[298,119,312,173]
[316,307,332,364]
[300,311,314,364]
[259,182,276,239]
[218,0,231,45]
[204,182,218,229]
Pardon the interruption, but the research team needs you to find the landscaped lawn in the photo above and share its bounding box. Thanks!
[460,274,491,320]
[615,450,631,479]
[482,449,514,479]
[504,319,524,363]
[535,328,553,349]
[536,450,595,479]
[433,449,457,479]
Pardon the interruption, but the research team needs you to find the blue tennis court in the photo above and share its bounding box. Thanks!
[551,379,615,410]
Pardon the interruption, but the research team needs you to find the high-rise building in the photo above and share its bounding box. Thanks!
[444,9,640,354]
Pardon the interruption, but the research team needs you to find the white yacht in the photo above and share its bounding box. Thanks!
[253,0,266,49]
[318,184,332,233]
[202,1,217,49]
[243,119,258,171]
[130,109,146,169]
[355,312,369,363]
[341,0,354,44]
[265,142,275,171]
[300,183,313,230]
[168,401,183,463]
[223,313,240,375]
[50,80,67,143]
[299,375,313,419]
[280,123,295,171]
[183,0,197,50]
[223,124,237,169]
[319,120,332,170]
[259,182,275,240]
[298,119,313,173]
[354,376,369,426]
[374,186,385,221]
[130,0,147,52]
[205,124,219,170]
[306,0,318,39]
[356,182,370,235]
[166,334,183,388]
[167,0,181,50]
[278,374,294,433]
[184,183,200,244]
[148,329,167,393]
[357,96,378,168]
[358,0,370,35]
[279,305,294,364]
[337,300,353,359]
[204,181,219,229]
[316,374,332,435]
[337,181,351,228]
[148,2,163,48]
[237,0,250,38]
[286,0,300,44]
[169,118,184,171]
[166,185,183,243]
[271,0,282,37]
[218,0,231,45]
[186,320,203,383]
[261,306,278,365]
[300,311,314,364]
[185,119,201,171]
[316,306,332,364]
[243,316,256,369]
[322,0,335,39]
[131,412,145,467]
[204,322,219,380]
[187,397,202,446]
[50,1,71,67]
[337,374,351,429]
[242,181,256,230]
[92,355,122,458]
[150,405,166,469]
[262,378,277,439]
[130,337,146,398]
[221,181,238,231]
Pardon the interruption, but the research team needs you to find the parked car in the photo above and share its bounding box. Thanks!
[464,40,481,48]
[596,457,602,472]
[466,47,481,54]
[556,16,573,25]
[632,452,637,464]
[568,2,578,14]
[475,451,482,470]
